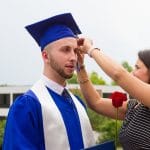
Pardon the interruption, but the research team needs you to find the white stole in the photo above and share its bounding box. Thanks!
[31,79,95,150]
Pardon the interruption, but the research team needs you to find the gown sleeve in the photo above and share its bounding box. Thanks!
[2,91,45,150]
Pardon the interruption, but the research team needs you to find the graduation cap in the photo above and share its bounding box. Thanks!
[25,13,82,50]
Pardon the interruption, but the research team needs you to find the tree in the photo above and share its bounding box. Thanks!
[67,74,78,84]
[67,72,107,85]
[122,61,133,73]
[90,72,106,85]
[111,61,133,85]
[0,119,6,147]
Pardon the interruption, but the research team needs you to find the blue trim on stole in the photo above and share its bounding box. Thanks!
[47,87,85,150]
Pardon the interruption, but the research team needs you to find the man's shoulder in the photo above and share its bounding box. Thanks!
[11,89,41,110]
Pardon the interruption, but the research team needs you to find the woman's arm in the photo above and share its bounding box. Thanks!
[91,49,150,107]
[79,38,150,108]
[77,65,127,120]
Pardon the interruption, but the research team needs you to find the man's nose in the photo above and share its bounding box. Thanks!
[70,50,77,61]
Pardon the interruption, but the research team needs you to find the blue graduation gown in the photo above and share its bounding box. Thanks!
[2,89,86,150]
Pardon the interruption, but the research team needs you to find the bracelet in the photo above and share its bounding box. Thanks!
[79,79,89,84]
[88,48,100,57]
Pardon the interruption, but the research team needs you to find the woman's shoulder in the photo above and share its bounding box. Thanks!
[127,99,138,108]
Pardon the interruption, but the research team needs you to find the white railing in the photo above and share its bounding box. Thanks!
[0,84,126,117]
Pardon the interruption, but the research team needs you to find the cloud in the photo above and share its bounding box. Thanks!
[1,0,150,84]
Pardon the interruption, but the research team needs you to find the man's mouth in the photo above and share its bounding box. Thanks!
[65,65,75,71]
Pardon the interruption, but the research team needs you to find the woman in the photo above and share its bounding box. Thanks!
[77,38,150,150]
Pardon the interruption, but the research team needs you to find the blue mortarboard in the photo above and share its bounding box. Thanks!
[25,13,81,50]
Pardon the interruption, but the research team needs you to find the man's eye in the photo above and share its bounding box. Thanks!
[63,46,71,52]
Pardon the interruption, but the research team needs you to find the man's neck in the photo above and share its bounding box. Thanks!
[43,72,66,87]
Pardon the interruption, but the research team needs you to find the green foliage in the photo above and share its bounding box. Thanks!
[67,61,133,85]
[70,88,84,99]
[90,72,106,85]
[111,61,133,85]
[67,74,78,84]
[97,117,122,146]
[0,119,6,147]
[111,80,117,86]
[122,61,133,73]
[71,89,123,147]
[67,71,107,85]
[87,107,122,145]
[87,108,105,131]
[88,109,123,148]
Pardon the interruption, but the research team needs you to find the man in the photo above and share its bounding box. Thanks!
[2,13,95,150]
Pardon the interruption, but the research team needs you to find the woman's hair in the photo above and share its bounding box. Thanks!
[138,49,150,70]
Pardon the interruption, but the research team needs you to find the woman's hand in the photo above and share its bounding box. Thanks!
[77,50,84,65]
[77,38,93,54]
[76,48,85,72]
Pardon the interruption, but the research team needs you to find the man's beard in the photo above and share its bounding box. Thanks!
[49,57,74,79]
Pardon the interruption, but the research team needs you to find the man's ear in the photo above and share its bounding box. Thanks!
[42,50,49,60]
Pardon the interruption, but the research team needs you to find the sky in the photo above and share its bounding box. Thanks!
[1,0,150,85]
